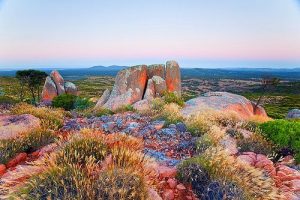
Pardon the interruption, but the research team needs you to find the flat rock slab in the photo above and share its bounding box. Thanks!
[181,92,267,119]
[0,114,41,140]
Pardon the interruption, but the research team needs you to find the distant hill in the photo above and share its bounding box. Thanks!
[90,65,128,71]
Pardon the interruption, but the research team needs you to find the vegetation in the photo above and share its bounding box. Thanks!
[11,103,66,130]
[52,94,77,110]
[16,69,48,103]
[0,129,56,165]
[179,147,282,200]
[163,91,184,106]
[9,132,155,199]
[259,119,300,163]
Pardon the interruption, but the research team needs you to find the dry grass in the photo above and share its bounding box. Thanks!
[11,103,66,130]
[200,147,283,200]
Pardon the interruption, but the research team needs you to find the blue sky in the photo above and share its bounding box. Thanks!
[0,0,300,69]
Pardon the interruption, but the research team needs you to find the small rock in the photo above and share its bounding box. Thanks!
[0,164,6,176]
[148,188,162,200]
[167,178,177,189]
[168,124,176,129]
[102,122,116,133]
[6,153,27,168]
[176,183,186,191]
[152,120,165,130]
[286,109,300,119]
[163,189,175,200]
[157,166,177,178]
[176,122,187,133]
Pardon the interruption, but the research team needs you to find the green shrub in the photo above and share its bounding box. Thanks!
[114,104,135,113]
[0,96,19,105]
[95,169,148,200]
[74,97,94,111]
[196,134,213,154]
[259,119,300,163]
[56,137,108,165]
[163,92,184,106]
[52,94,77,111]
[94,108,114,116]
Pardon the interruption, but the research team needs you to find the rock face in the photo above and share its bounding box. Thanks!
[152,76,167,96]
[50,70,65,95]
[143,79,155,100]
[99,61,182,111]
[64,82,78,96]
[41,70,78,102]
[148,64,165,79]
[95,89,111,109]
[0,114,41,140]
[41,76,58,102]
[103,65,148,110]
[166,61,181,96]
[181,92,268,119]
[286,109,300,119]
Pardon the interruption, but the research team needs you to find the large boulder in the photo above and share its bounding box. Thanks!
[95,89,110,109]
[64,82,78,95]
[41,70,78,103]
[0,114,41,140]
[181,92,268,119]
[50,70,65,95]
[143,79,155,100]
[103,65,148,110]
[148,64,165,79]
[165,61,181,96]
[152,76,167,96]
[41,76,58,102]
[286,109,300,119]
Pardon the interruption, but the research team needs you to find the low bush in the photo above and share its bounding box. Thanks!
[74,97,94,111]
[11,103,65,130]
[95,168,148,200]
[259,119,300,163]
[237,133,273,156]
[195,134,213,154]
[163,91,184,106]
[0,96,19,105]
[52,94,77,111]
[93,107,114,117]
[114,104,135,113]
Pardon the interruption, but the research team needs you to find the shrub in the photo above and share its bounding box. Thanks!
[52,94,77,111]
[259,119,300,163]
[226,128,243,139]
[114,104,135,113]
[163,92,184,106]
[0,96,19,105]
[11,103,65,130]
[237,133,274,156]
[15,164,92,200]
[74,97,94,111]
[56,136,108,165]
[95,168,148,200]
[93,107,114,117]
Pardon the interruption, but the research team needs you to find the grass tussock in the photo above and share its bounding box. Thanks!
[7,131,156,199]
[11,103,66,130]
[199,147,282,200]
[0,129,57,165]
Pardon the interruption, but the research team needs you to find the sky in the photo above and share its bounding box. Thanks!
[0,0,300,69]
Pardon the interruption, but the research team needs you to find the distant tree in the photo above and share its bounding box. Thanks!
[16,70,47,103]
[254,77,280,112]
